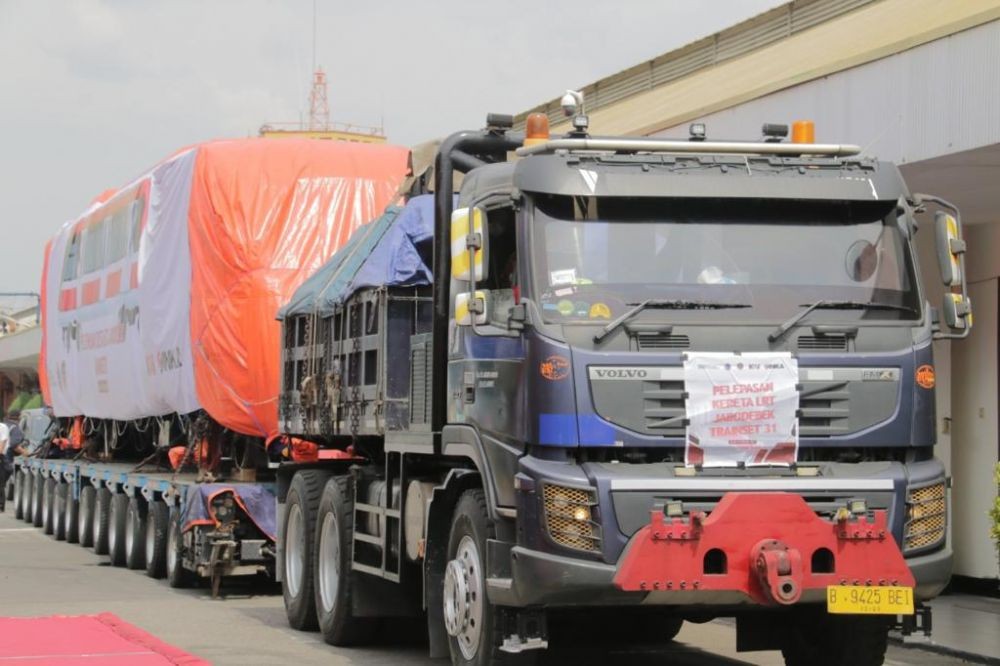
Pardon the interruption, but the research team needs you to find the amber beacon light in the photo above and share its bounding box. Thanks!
[524,113,551,147]
[792,120,815,144]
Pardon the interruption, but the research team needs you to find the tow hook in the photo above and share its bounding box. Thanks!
[752,539,802,605]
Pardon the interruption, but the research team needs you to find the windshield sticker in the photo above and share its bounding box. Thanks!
[589,303,611,319]
[684,352,799,468]
[556,299,575,316]
[550,268,577,286]
[540,355,570,381]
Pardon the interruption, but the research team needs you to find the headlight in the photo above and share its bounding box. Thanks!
[211,493,238,525]
[905,482,946,553]
[542,483,600,552]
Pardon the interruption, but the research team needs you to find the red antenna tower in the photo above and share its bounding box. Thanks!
[307,68,330,131]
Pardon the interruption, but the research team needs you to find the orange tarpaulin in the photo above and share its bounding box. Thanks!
[186,140,408,438]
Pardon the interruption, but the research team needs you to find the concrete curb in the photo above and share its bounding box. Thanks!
[890,635,1000,665]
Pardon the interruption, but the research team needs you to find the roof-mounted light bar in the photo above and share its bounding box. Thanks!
[515,137,861,158]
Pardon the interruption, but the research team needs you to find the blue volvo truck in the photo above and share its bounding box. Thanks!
[275,113,972,665]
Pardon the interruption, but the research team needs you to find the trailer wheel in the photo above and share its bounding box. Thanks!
[64,484,80,544]
[166,507,192,588]
[781,609,889,666]
[445,489,523,666]
[5,469,13,501]
[125,497,147,570]
[32,473,45,527]
[22,471,34,523]
[93,487,112,555]
[314,475,377,646]
[108,492,129,566]
[54,482,68,540]
[145,501,169,578]
[283,469,327,631]
[13,469,23,519]
[78,485,96,547]
[42,477,56,534]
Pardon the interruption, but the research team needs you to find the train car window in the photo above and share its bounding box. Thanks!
[81,219,107,274]
[62,231,82,281]
[107,208,129,263]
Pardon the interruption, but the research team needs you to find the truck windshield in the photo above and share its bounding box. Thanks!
[529,196,919,324]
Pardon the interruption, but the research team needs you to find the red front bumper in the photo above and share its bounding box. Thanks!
[612,492,915,606]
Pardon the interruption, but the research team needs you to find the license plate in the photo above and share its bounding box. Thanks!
[826,585,914,615]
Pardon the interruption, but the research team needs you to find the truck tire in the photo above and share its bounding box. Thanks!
[93,487,112,555]
[314,475,377,646]
[64,484,80,544]
[32,474,45,527]
[13,470,23,519]
[125,496,147,570]
[781,610,889,666]
[22,472,34,523]
[42,477,56,534]
[108,492,129,566]
[54,482,68,540]
[145,501,169,578]
[166,507,193,588]
[78,485,96,547]
[445,489,528,666]
[283,469,327,631]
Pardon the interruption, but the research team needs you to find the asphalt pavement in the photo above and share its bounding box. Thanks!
[0,509,970,665]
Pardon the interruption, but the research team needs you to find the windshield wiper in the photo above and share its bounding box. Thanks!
[768,300,917,342]
[593,299,750,344]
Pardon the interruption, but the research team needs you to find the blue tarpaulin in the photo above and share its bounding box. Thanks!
[181,483,277,541]
[278,194,438,319]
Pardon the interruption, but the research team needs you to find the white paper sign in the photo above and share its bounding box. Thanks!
[684,352,799,467]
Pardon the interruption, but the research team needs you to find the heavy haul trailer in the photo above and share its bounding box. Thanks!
[27,138,410,591]
[275,114,973,665]
[10,456,274,596]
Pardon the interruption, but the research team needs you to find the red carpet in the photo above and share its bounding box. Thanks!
[0,613,208,664]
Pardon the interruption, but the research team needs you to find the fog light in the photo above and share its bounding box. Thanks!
[665,500,684,518]
[542,483,600,553]
[905,483,946,553]
[572,506,590,522]
[848,499,867,515]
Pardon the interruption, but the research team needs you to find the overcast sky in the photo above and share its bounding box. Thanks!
[0,0,783,294]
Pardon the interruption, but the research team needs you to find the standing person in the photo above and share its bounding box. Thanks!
[0,410,25,512]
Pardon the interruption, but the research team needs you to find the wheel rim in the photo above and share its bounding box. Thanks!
[94,493,104,544]
[42,484,50,525]
[145,515,156,564]
[318,511,341,613]
[79,493,89,538]
[167,521,178,575]
[285,503,305,599]
[125,507,135,556]
[443,535,484,660]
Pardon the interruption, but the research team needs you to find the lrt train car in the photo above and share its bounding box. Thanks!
[13,138,409,593]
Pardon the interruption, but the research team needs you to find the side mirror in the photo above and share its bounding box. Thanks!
[450,206,489,283]
[942,293,972,331]
[934,211,966,287]
[455,291,488,327]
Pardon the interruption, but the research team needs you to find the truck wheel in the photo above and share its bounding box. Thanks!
[314,475,376,646]
[283,469,327,631]
[93,487,112,555]
[125,496,147,570]
[13,470,23,519]
[781,610,889,666]
[64,484,80,544]
[145,501,169,578]
[33,474,45,528]
[78,485,96,547]
[54,483,68,540]
[108,492,129,566]
[445,489,514,666]
[166,508,192,588]
[22,472,34,523]
[42,477,56,534]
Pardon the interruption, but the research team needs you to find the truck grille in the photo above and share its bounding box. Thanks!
[797,334,848,351]
[905,483,947,552]
[798,380,850,435]
[644,379,686,435]
[635,334,690,350]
